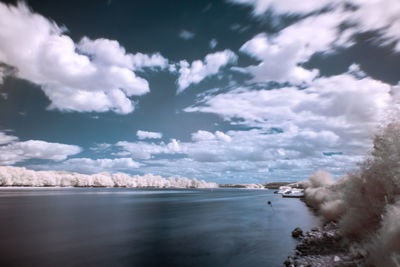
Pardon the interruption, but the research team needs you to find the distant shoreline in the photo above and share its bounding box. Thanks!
[219,182,292,189]
[0,183,292,189]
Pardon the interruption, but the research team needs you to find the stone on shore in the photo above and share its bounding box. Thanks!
[284,222,366,267]
[292,227,303,238]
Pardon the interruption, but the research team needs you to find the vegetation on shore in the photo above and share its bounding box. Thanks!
[289,122,400,266]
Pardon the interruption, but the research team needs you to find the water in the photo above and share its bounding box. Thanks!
[0,188,319,267]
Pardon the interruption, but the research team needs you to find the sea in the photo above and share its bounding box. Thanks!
[0,188,319,267]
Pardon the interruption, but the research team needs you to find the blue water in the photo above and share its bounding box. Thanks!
[0,188,319,267]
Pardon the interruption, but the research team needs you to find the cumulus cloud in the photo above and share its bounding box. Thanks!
[129,52,168,70]
[0,166,218,188]
[187,128,343,165]
[0,2,168,114]
[45,157,140,174]
[136,130,163,140]
[184,67,395,177]
[116,128,335,173]
[177,50,238,93]
[186,67,393,130]
[191,130,231,143]
[179,30,195,40]
[89,143,112,153]
[239,12,345,85]
[0,136,81,165]
[93,115,368,182]
[122,126,356,181]
[78,37,168,71]
[115,139,185,159]
[115,129,335,180]
[0,132,17,145]
[170,0,400,182]
[192,130,216,142]
[140,151,361,183]
[141,158,269,182]
[232,0,400,52]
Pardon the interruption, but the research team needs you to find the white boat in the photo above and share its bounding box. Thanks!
[277,186,292,194]
[282,191,304,198]
[278,186,304,198]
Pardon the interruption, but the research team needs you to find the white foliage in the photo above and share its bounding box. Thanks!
[301,122,400,266]
[0,166,218,188]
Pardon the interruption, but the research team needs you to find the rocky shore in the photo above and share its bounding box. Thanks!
[284,222,367,267]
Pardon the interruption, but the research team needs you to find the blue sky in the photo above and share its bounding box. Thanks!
[0,0,399,183]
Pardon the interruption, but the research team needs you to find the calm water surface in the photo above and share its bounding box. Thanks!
[0,188,319,267]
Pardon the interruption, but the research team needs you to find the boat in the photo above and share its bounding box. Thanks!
[282,191,304,198]
[277,186,305,198]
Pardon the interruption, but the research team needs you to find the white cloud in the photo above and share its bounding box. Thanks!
[187,70,393,129]
[349,0,400,51]
[136,130,163,140]
[215,131,232,143]
[50,157,140,174]
[0,139,82,165]
[79,121,370,182]
[0,132,17,145]
[191,130,215,142]
[89,143,112,152]
[77,37,133,69]
[177,50,238,93]
[130,53,168,70]
[179,30,195,40]
[191,130,231,143]
[209,39,218,49]
[116,139,185,159]
[239,12,345,85]
[185,67,395,167]
[231,0,400,52]
[78,37,168,71]
[184,128,338,163]
[134,123,370,182]
[140,151,361,183]
[229,0,336,16]
[199,0,400,182]
[0,2,168,114]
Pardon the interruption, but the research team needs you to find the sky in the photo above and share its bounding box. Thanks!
[0,0,399,184]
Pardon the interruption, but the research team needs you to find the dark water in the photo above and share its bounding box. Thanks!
[0,188,319,267]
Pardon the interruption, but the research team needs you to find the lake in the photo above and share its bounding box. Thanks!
[0,188,319,267]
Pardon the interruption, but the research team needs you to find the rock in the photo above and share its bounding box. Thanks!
[284,222,366,267]
[292,227,303,238]
[283,259,291,266]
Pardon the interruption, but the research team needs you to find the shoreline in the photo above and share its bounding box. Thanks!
[0,182,294,189]
[0,186,275,190]
[219,182,292,189]
[281,184,367,266]
[285,222,367,267]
